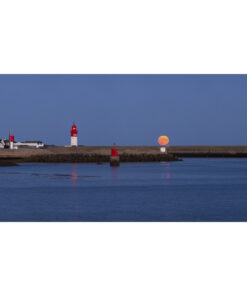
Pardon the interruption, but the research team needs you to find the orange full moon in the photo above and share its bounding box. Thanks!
[158,136,169,146]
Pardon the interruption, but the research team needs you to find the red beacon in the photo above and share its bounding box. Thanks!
[110,142,120,166]
[70,123,78,146]
[111,143,119,157]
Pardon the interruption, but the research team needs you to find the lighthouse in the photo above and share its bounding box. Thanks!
[9,129,15,150]
[70,124,78,146]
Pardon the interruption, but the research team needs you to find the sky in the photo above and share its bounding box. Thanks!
[0,74,246,146]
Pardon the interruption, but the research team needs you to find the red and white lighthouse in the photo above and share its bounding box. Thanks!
[70,124,78,146]
[9,129,15,150]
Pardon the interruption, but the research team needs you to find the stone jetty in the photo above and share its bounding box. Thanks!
[1,145,247,164]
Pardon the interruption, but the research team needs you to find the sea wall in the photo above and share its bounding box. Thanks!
[167,146,247,157]
[1,146,247,164]
[0,146,178,163]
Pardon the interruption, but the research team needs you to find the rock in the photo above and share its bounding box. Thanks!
[0,161,19,166]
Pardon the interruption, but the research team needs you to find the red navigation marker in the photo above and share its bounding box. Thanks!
[111,143,119,157]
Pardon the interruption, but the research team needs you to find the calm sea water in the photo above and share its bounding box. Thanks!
[0,159,247,221]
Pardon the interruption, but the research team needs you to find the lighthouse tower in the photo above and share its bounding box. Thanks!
[70,124,78,146]
[9,129,15,150]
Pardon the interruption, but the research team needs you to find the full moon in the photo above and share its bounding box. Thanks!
[158,135,169,146]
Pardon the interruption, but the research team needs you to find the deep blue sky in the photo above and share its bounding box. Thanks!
[0,75,246,146]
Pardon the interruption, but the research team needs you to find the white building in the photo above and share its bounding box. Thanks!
[0,139,44,149]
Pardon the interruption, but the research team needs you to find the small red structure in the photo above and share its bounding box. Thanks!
[111,143,119,157]
[110,143,120,166]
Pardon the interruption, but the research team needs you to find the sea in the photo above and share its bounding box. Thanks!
[0,158,247,222]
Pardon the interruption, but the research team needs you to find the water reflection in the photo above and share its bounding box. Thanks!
[111,166,118,179]
[160,161,171,183]
[166,162,170,180]
[71,164,78,185]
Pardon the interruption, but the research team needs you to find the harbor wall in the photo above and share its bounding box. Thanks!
[167,146,247,157]
[0,146,178,163]
[1,146,247,163]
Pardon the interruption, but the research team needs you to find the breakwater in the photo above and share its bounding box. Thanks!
[25,153,178,163]
[1,146,247,164]
[0,146,178,163]
[167,146,247,157]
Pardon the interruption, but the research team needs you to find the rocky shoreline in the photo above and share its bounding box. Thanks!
[22,152,178,163]
[0,161,19,166]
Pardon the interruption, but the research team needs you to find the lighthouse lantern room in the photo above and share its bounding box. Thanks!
[70,124,78,146]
